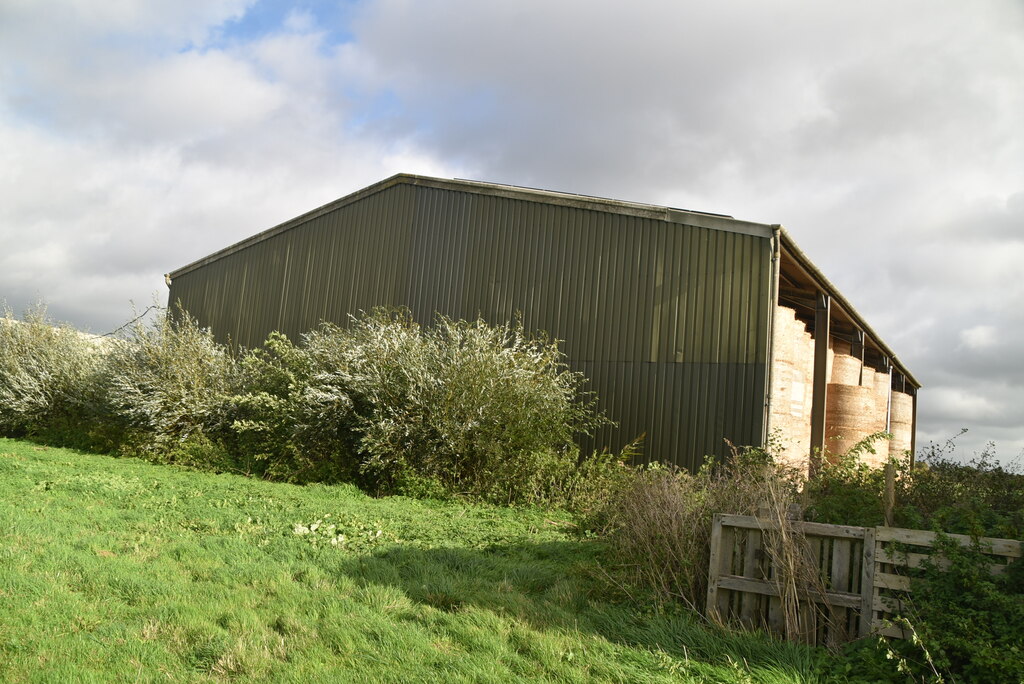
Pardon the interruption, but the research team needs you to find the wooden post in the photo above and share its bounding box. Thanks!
[883,462,895,527]
[706,514,725,622]
[740,527,764,626]
[809,292,831,474]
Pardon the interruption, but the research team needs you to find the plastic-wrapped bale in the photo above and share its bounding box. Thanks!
[889,391,914,460]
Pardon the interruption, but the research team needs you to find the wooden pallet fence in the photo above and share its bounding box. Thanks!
[870,526,1023,638]
[706,513,872,646]
[706,513,1023,645]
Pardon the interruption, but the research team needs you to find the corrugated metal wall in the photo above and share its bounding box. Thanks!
[169,181,775,470]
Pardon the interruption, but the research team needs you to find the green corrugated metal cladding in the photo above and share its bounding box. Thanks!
[168,175,777,471]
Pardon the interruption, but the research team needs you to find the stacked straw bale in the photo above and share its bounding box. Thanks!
[769,305,904,470]
[889,391,914,458]
[768,306,814,469]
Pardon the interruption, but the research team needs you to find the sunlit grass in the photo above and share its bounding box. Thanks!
[0,438,826,682]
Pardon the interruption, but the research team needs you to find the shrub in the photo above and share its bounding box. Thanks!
[101,306,235,458]
[219,308,617,505]
[905,537,1024,683]
[0,303,103,445]
[223,330,358,482]
[1,304,620,507]
[802,432,1024,539]
[838,536,1024,684]
[302,309,611,501]
[899,440,1024,539]
[802,433,905,528]
[481,440,639,512]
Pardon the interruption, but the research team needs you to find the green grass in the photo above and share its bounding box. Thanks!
[0,438,826,683]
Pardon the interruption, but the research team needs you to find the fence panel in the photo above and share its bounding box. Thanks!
[706,514,1022,645]
[706,513,870,646]
[869,527,1023,638]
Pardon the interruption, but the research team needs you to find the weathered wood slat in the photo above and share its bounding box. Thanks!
[874,571,911,591]
[767,592,783,635]
[739,527,763,624]
[859,527,876,639]
[716,575,863,609]
[828,538,854,645]
[803,536,824,644]
[875,547,929,568]
[874,594,913,614]
[717,525,736,617]
[718,514,869,539]
[705,513,725,621]
[831,539,852,592]
[877,545,1012,574]
[874,527,1023,557]
[873,621,912,639]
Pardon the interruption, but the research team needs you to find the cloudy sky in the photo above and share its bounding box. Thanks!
[2,0,1022,461]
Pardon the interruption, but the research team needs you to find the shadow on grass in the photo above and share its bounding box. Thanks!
[328,539,823,678]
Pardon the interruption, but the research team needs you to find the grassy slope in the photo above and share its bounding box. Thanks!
[0,439,824,683]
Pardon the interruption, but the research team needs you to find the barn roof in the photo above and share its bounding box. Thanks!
[167,172,918,388]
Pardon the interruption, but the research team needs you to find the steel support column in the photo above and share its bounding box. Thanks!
[810,292,830,473]
[910,388,918,468]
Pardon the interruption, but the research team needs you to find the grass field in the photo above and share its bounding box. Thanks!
[0,438,826,683]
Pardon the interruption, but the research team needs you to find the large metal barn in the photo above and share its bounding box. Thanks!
[166,174,919,472]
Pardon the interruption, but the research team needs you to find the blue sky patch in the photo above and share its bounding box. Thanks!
[217,0,360,48]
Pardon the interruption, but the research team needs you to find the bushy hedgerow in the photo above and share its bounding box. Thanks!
[221,309,617,505]
[222,329,356,483]
[597,431,1024,682]
[804,432,1024,539]
[1,305,617,507]
[0,304,104,446]
[902,537,1024,683]
[814,437,1024,682]
[99,306,237,459]
[330,311,610,499]
[899,445,1024,539]
[801,433,903,528]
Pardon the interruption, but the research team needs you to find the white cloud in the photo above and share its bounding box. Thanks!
[960,325,998,350]
[926,387,1002,423]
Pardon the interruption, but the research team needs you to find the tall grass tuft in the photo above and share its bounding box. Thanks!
[599,445,802,612]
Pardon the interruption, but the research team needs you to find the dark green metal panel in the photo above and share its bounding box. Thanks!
[168,178,774,470]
